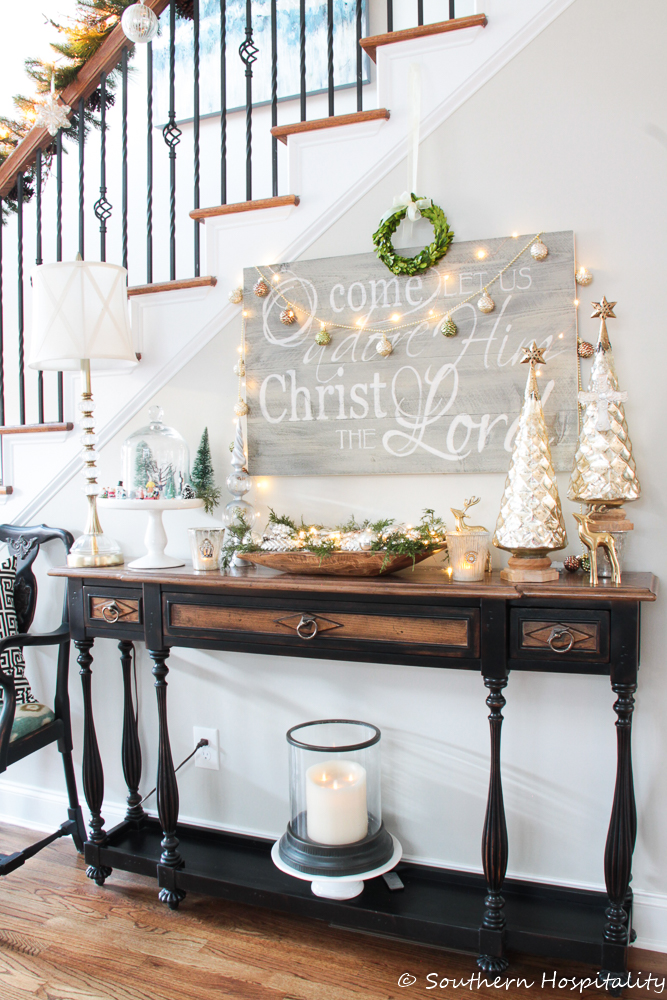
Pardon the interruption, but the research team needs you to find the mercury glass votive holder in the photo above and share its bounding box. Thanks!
[597,530,628,578]
[188,527,224,571]
[445,530,491,582]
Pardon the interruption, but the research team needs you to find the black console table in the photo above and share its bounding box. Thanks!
[51,564,656,982]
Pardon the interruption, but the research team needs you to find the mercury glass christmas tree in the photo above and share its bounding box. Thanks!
[568,298,641,505]
[494,341,567,582]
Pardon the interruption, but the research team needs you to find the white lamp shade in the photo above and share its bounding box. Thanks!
[29,260,137,371]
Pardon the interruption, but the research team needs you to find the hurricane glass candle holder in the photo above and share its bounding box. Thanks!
[272,720,401,899]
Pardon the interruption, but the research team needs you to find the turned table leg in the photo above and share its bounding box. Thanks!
[478,676,509,973]
[76,639,112,886]
[150,648,185,909]
[119,641,146,823]
[600,682,637,990]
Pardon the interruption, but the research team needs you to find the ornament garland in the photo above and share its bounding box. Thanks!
[233,312,250,418]
[252,230,547,351]
[372,195,454,276]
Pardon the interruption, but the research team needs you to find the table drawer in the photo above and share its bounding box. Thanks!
[84,587,143,630]
[164,597,480,658]
[510,608,610,662]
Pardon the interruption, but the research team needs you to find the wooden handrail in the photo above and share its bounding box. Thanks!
[0,0,170,199]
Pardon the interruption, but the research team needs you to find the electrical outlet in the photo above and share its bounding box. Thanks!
[193,727,219,770]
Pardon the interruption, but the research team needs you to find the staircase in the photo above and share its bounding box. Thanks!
[0,0,576,526]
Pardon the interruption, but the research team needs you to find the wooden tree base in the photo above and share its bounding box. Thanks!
[586,506,634,533]
[500,555,559,583]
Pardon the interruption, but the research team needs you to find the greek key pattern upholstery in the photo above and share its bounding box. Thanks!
[0,556,35,707]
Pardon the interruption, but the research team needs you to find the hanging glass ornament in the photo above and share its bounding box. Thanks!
[233,359,246,377]
[254,278,270,297]
[440,315,457,337]
[376,334,393,357]
[234,400,249,417]
[531,238,548,261]
[280,308,296,326]
[577,340,594,359]
[315,326,331,346]
[477,290,495,314]
[575,266,593,286]
[228,287,243,304]
[121,3,159,43]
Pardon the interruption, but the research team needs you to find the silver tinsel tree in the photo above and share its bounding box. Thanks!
[568,298,641,504]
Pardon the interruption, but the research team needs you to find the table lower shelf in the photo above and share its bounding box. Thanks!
[87,818,618,968]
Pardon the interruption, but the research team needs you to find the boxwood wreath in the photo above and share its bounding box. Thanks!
[372,196,453,276]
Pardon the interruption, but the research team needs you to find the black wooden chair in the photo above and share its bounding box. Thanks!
[0,524,86,874]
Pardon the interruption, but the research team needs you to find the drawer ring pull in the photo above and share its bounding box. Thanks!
[548,627,574,653]
[101,601,121,624]
[296,615,319,640]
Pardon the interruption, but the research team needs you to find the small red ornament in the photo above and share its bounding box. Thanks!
[564,555,582,573]
[577,340,594,358]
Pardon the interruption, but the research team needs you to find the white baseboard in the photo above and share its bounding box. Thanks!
[1,780,665,953]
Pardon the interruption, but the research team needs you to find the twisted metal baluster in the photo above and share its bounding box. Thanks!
[122,50,129,272]
[146,42,153,284]
[0,197,4,426]
[35,150,44,422]
[239,0,258,202]
[417,0,423,26]
[220,0,227,204]
[17,173,25,425]
[299,0,306,121]
[356,0,363,112]
[387,0,393,32]
[449,0,456,18]
[163,0,182,280]
[193,0,201,276]
[56,130,63,422]
[94,72,113,262]
[327,0,334,117]
[78,97,85,259]
[271,0,277,196]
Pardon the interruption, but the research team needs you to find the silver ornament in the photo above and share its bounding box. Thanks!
[376,334,393,357]
[477,290,495,314]
[233,359,246,377]
[575,266,593,286]
[234,400,249,417]
[228,287,243,304]
[121,2,159,43]
[531,239,549,261]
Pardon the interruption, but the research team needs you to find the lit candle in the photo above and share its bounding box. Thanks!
[306,760,368,845]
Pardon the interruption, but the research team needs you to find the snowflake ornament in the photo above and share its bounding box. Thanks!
[35,90,71,137]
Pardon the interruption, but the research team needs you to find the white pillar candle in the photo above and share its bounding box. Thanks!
[305,759,368,845]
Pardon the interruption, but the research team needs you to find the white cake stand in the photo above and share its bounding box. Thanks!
[98,497,204,569]
[271,834,402,900]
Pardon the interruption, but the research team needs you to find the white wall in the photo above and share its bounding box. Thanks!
[3,0,667,950]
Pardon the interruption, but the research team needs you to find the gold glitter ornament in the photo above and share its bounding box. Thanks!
[315,327,331,346]
[477,290,495,314]
[280,308,296,326]
[577,340,594,359]
[575,266,593,286]
[228,287,243,304]
[234,400,250,417]
[376,334,393,357]
[441,315,458,337]
[254,278,270,297]
[233,359,246,377]
[531,238,548,261]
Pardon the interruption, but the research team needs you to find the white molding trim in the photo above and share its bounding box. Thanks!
[1,779,665,952]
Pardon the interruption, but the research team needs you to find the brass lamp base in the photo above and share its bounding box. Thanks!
[67,532,124,568]
[500,554,559,583]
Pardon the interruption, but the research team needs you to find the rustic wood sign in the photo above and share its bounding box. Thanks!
[244,230,577,476]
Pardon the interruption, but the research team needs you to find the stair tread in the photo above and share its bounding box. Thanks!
[271,110,390,144]
[190,195,299,221]
[127,276,217,296]
[361,14,487,62]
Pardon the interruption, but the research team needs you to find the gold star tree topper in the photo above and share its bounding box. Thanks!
[591,296,616,352]
[521,340,546,398]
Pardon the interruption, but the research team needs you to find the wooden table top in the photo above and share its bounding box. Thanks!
[49,564,659,602]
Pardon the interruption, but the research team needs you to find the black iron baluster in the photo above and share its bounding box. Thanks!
[17,173,25,425]
[299,0,306,121]
[417,0,423,26]
[387,0,393,32]
[163,0,182,281]
[327,0,334,116]
[94,72,113,263]
[356,0,363,112]
[56,131,63,422]
[193,0,201,277]
[271,0,277,197]
[35,150,44,423]
[449,0,456,18]
[239,0,258,202]
[122,50,128,272]
[0,198,4,427]
[220,0,227,205]
[146,42,153,284]
[78,97,85,259]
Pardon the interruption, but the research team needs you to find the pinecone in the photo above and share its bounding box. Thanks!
[175,0,195,18]
[577,340,594,359]
[563,555,582,573]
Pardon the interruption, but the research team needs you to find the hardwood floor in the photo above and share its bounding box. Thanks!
[0,826,664,1000]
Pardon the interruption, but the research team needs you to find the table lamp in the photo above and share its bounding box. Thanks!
[29,259,138,567]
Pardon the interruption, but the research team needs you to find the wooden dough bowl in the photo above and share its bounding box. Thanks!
[236,549,442,577]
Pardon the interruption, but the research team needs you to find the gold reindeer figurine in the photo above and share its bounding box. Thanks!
[450,496,486,533]
[572,513,622,586]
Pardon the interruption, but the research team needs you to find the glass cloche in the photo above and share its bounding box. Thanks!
[121,406,190,498]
